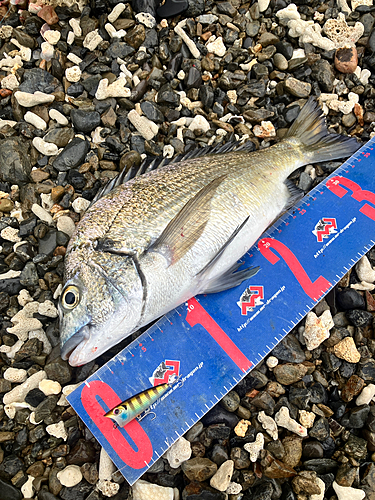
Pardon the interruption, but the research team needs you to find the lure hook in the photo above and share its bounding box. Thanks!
[137,408,156,422]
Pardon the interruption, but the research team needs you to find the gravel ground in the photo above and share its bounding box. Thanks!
[1,0,375,499]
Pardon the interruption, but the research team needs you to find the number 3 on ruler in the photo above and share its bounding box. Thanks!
[326,175,375,221]
[258,238,331,301]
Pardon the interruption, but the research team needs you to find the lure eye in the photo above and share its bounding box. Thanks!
[113,408,120,415]
[61,286,80,310]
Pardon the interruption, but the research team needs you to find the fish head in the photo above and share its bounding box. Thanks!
[104,403,131,427]
[59,256,144,366]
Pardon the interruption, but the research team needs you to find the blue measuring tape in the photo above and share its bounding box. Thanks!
[68,136,375,485]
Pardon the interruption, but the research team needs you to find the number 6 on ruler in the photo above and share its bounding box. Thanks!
[258,238,331,301]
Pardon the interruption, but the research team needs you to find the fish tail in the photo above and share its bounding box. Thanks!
[286,97,360,162]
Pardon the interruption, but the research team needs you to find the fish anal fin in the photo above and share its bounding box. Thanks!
[150,175,227,265]
[202,262,260,294]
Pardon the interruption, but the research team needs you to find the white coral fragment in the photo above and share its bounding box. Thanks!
[275,407,308,437]
[165,437,192,468]
[356,256,375,283]
[244,433,265,462]
[258,411,278,440]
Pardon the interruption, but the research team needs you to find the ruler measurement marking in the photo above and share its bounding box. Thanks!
[69,140,375,486]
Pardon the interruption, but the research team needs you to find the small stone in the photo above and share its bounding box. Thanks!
[273,53,288,70]
[284,78,311,98]
[304,310,334,350]
[21,475,34,499]
[66,66,81,83]
[356,383,375,405]
[46,421,67,440]
[37,5,59,24]
[49,109,69,126]
[234,419,250,437]
[24,111,47,130]
[56,216,75,237]
[32,137,59,156]
[209,460,234,491]
[356,256,375,283]
[332,481,365,500]
[3,370,46,405]
[165,437,192,469]
[72,197,90,214]
[336,289,365,310]
[206,37,226,57]
[39,379,61,396]
[299,410,316,428]
[188,115,210,133]
[333,336,361,363]
[132,480,173,500]
[341,375,365,403]
[181,457,217,482]
[292,471,322,495]
[221,391,240,412]
[57,465,82,487]
[335,46,358,74]
[282,435,303,468]
[1,227,21,243]
[253,121,276,138]
[273,363,308,385]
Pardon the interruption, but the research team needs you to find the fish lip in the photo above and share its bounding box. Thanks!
[60,326,90,362]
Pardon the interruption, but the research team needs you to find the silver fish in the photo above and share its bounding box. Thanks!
[59,98,359,366]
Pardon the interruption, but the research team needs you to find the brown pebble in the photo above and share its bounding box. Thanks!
[51,186,65,203]
[54,246,66,257]
[0,198,14,212]
[0,89,12,98]
[30,169,50,183]
[341,375,365,403]
[333,336,361,363]
[366,291,375,311]
[334,46,358,74]
[37,5,59,25]
[354,103,364,126]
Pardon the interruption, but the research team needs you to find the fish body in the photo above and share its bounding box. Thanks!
[59,98,360,366]
[104,381,172,427]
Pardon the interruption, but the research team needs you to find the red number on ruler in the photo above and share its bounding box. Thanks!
[81,381,153,468]
[258,238,331,301]
[326,176,375,221]
[186,297,252,373]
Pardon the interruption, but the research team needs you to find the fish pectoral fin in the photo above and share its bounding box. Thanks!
[201,262,260,294]
[197,215,250,278]
[95,238,145,256]
[149,175,227,265]
[283,179,305,211]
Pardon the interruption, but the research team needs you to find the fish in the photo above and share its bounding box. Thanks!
[104,379,176,427]
[59,98,360,366]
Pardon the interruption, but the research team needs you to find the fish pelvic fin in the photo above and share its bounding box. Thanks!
[149,175,227,265]
[202,262,260,294]
[286,97,361,163]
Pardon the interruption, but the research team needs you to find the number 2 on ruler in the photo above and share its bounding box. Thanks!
[258,238,331,301]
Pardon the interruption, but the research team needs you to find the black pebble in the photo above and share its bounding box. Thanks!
[25,388,46,407]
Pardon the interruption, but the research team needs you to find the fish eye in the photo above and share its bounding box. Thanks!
[62,286,80,310]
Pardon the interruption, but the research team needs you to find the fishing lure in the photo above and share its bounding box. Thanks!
[104,376,181,427]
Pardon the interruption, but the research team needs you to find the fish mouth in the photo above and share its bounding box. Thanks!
[60,326,90,364]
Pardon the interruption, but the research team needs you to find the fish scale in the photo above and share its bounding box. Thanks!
[68,136,375,485]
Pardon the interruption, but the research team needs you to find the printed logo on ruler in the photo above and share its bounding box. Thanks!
[237,285,264,315]
[149,360,180,385]
[312,218,337,242]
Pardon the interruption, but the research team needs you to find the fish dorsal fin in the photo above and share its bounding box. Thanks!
[88,139,257,209]
[150,175,227,265]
